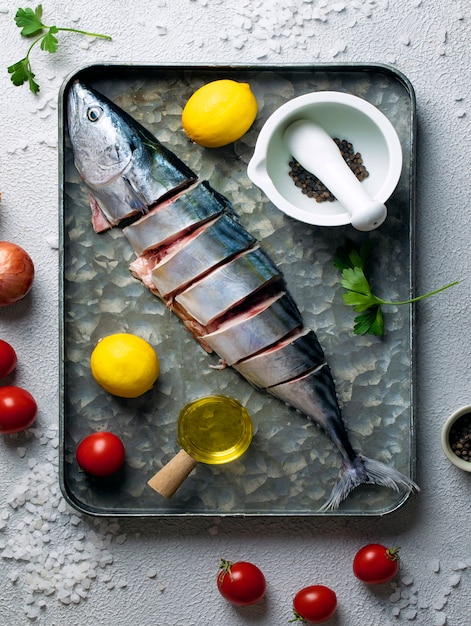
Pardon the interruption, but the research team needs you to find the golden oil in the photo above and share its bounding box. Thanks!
[177,395,253,464]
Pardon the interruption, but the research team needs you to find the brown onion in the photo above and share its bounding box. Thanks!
[0,241,35,306]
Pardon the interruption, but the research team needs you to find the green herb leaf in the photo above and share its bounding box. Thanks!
[354,307,384,336]
[14,5,44,37]
[7,58,39,93]
[333,238,372,272]
[8,5,111,94]
[7,58,29,85]
[342,289,376,313]
[40,27,59,53]
[340,267,373,300]
[334,239,458,336]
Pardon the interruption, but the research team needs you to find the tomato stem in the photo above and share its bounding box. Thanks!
[218,558,234,582]
[386,547,401,562]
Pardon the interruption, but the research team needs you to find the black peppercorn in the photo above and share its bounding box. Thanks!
[449,412,471,462]
[288,137,369,203]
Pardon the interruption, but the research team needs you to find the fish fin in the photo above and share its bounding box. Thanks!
[319,455,419,512]
[88,193,113,233]
[209,359,227,370]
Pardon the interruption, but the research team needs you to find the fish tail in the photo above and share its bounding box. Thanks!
[319,455,419,512]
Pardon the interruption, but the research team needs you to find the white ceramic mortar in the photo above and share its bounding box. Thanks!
[247,91,403,230]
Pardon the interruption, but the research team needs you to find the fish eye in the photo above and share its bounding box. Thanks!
[87,106,103,122]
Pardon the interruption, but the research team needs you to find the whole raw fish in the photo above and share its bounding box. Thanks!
[67,81,419,510]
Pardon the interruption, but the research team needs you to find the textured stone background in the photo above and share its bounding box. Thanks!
[0,1,469,625]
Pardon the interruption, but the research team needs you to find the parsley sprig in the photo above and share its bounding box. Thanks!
[334,239,458,336]
[7,5,112,94]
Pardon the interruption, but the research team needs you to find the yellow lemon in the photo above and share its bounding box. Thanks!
[90,333,160,398]
[182,79,258,148]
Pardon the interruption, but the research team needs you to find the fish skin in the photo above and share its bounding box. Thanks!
[123,181,234,256]
[151,213,257,298]
[67,81,196,231]
[67,83,419,510]
[233,328,326,388]
[269,365,360,459]
[202,291,303,366]
[174,246,282,326]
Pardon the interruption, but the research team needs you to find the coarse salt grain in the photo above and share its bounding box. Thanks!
[431,559,440,573]
[448,573,461,587]
[433,597,447,610]
[434,613,447,626]
[405,609,418,620]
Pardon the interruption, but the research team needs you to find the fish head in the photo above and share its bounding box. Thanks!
[67,81,135,188]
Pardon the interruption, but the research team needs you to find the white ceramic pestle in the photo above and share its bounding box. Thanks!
[283,119,387,231]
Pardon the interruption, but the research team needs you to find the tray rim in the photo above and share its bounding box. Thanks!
[58,61,417,518]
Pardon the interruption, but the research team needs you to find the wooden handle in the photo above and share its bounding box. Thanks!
[147,449,198,498]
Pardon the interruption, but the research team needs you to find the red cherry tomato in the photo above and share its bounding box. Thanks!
[76,431,125,477]
[216,559,266,606]
[292,585,337,624]
[353,543,400,584]
[0,385,37,434]
[0,340,17,377]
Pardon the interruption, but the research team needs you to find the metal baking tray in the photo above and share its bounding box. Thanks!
[59,63,416,517]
